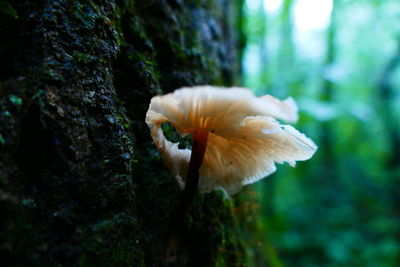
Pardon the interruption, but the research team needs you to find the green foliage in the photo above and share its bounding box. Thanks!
[242,0,400,266]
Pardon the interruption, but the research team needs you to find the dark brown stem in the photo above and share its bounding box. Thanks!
[174,130,209,222]
[165,130,209,262]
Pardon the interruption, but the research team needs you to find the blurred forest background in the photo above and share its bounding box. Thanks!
[238,0,400,266]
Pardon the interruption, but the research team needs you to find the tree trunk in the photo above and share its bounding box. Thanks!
[0,0,245,266]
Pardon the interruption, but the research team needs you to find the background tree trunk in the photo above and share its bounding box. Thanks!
[0,0,245,266]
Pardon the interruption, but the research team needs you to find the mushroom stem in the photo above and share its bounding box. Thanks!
[175,129,209,218]
[166,131,208,260]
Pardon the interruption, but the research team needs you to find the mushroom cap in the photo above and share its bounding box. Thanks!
[146,86,317,195]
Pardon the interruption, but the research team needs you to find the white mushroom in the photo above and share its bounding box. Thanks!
[145,85,317,196]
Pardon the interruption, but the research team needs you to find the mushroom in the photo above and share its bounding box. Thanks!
[146,86,317,210]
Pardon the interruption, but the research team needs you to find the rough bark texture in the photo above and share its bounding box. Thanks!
[0,0,245,266]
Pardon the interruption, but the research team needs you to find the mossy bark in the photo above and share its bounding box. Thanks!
[0,0,245,266]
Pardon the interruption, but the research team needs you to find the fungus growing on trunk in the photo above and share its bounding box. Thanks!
[146,86,317,206]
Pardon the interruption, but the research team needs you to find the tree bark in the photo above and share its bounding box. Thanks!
[0,0,244,266]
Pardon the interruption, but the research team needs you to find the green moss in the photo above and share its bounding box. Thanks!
[73,52,95,63]
[43,67,65,82]
[0,133,5,145]
[8,95,22,106]
[161,122,192,149]
[0,1,18,19]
